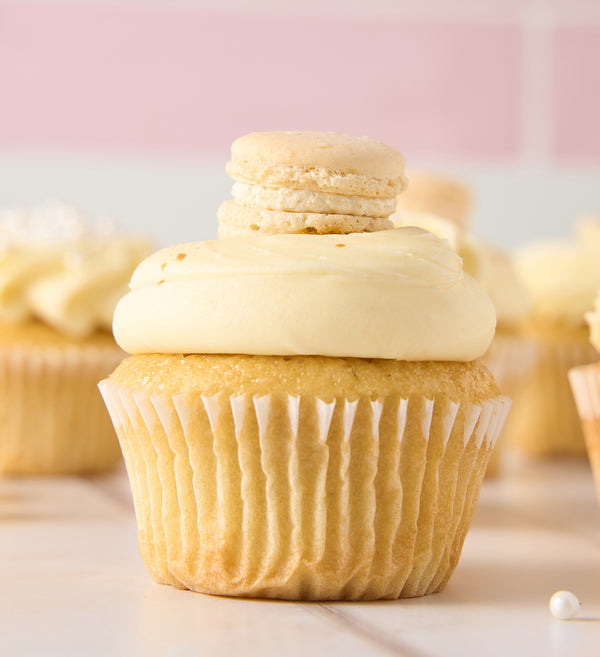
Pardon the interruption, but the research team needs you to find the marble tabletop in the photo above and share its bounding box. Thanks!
[1,458,599,657]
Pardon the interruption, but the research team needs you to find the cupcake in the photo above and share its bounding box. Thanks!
[0,200,150,474]
[569,292,600,508]
[394,172,472,232]
[100,131,510,601]
[393,212,533,475]
[510,219,600,456]
[391,209,462,250]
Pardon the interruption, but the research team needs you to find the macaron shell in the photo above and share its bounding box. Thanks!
[231,131,406,178]
[227,131,408,198]
[227,160,405,198]
[217,201,393,236]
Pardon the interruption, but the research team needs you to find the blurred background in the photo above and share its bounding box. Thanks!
[0,0,598,248]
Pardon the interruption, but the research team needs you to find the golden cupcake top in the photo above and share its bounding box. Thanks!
[113,227,496,361]
[515,218,600,327]
[0,200,151,337]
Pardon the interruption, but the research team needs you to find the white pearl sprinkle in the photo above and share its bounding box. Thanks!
[549,590,581,620]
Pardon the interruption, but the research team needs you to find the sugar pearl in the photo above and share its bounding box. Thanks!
[549,590,581,620]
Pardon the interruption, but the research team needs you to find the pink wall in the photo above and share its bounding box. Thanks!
[0,1,598,163]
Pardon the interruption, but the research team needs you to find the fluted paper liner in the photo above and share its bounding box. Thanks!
[505,338,597,456]
[481,333,538,392]
[569,364,600,509]
[481,333,538,476]
[100,380,510,600]
[0,343,124,474]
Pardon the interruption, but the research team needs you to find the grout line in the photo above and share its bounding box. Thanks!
[477,473,600,551]
[314,603,435,657]
[79,471,135,514]
[518,4,556,165]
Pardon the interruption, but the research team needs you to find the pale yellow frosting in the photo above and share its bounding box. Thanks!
[585,291,600,352]
[392,210,461,250]
[392,211,529,327]
[516,231,600,327]
[459,238,530,328]
[575,215,600,248]
[0,201,151,337]
[113,228,496,360]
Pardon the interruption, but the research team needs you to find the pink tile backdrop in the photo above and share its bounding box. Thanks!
[0,1,597,162]
[553,26,600,162]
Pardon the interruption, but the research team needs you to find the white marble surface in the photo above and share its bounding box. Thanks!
[0,460,599,657]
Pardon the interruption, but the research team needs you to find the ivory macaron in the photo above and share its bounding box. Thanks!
[218,131,408,237]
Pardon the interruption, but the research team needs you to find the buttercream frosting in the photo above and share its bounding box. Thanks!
[392,210,461,250]
[459,238,530,328]
[585,291,600,352]
[392,211,529,327]
[113,228,496,360]
[0,201,151,337]
[575,215,600,248]
[232,182,396,218]
[516,227,600,327]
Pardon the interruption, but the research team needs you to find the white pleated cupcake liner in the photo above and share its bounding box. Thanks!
[481,333,538,392]
[100,379,510,600]
[506,338,597,456]
[0,342,124,474]
[480,333,538,476]
[569,363,600,509]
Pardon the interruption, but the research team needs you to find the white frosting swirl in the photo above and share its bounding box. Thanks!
[0,201,151,336]
[113,228,496,361]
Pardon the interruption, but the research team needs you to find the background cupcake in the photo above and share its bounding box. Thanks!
[0,200,151,474]
[458,237,533,474]
[393,211,533,475]
[394,172,472,233]
[100,132,510,601]
[509,218,600,456]
[569,291,600,508]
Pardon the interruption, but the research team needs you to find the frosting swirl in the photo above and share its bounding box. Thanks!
[392,210,461,249]
[113,228,496,361]
[392,210,529,328]
[0,201,151,337]
[459,238,530,328]
[516,221,600,327]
